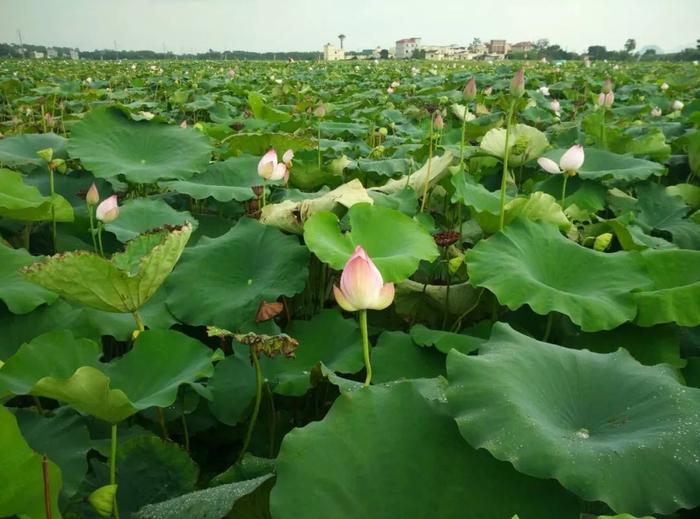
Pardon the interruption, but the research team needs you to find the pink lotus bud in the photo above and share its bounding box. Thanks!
[282,149,294,167]
[314,104,326,118]
[333,246,395,312]
[258,149,278,180]
[604,92,614,108]
[86,183,100,206]
[550,100,561,114]
[651,106,662,117]
[433,112,444,130]
[597,92,606,106]
[510,68,525,97]
[463,77,477,101]
[660,82,669,91]
[672,100,684,111]
[537,157,562,175]
[96,195,119,223]
[559,144,585,173]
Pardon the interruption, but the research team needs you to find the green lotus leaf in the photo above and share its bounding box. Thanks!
[0,329,218,423]
[480,124,549,167]
[166,218,309,331]
[304,203,439,283]
[451,172,509,214]
[540,148,665,182]
[356,158,412,177]
[207,352,257,425]
[15,407,91,499]
[465,219,651,331]
[133,474,273,519]
[410,324,484,354]
[23,223,192,313]
[224,133,316,157]
[475,191,571,233]
[634,182,700,250]
[0,168,74,222]
[371,331,445,384]
[104,198,198,242]
[0,405,62,519]
[633,248,700,327]
[0,241,57,314]
[270,380,579,519]
[68,106,212,183]
[159,156,262,202]
[446,323,700,515]
[0,132,68,174]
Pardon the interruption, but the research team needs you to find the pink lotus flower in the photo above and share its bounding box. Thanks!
[96,195,119,222]
[86,183,99,206]
[333,246,395,312]
[598,91,614,108]
[510,68,525,97]
[282,149,294,168]
[538,144,585,175]
[433,112,444,130]
[257,149,287,181]
[463,77,477,101]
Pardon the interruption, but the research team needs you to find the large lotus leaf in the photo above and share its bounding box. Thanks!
[371,331,445,384]
[224,133,316,157]
[410,324,484,354]
[304,203,438,283]
[451,172,509,214]
[540,148,665,182]
[0,329,218,423]
[356,158,412,177]
[480,124,549,167]
[0,242,57,314]
[15,407,91,499]
[159,156,261,202]
[208,352,257,426]
[0,132,68,174]
[371,152,453,195]
[104,198,198,242]
[0,405,62,519]
[0,168,74,222]
[261,309,364,396]
[446,323,700,515]
[634,182,700,250]
[475,191,571,233]
[166,218,309,331]
[633,249,700,327]
[133,474,273,519]
[23,223,192,313]
[68,106,212,183]
[270,380,579,519]
[466,219,651,331]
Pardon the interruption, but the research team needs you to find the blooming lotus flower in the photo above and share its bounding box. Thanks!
[463,77,477,101]
[660,82,669,91]
[538,86,550,96]
[257,149,287,181]
[333,246,394,312]
[651,106,662,117]
[282,149,294,168]
[537,144,585,176]
[96,195,119,223]
[86,183,100,206]
[672,100,684,111]
[391,80,400,88]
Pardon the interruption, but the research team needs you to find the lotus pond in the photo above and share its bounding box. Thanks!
[0,58,699,519]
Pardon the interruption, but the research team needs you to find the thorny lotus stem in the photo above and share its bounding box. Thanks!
[498,99,517,231]
[42,455,52,519]
[561,175,570,209]
[110,424,120,519]
[239,350,263,462]
[420,116,434,213]
[359,309,372,387]
[88,203,98,253]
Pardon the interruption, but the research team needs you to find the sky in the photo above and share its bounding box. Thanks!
[1,0,698,54]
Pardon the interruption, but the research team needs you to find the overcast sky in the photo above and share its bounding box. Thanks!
[1,0,697,54]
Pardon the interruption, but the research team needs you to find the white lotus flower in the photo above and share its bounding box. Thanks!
[672,100,684,111]
[538,86,550,96]
[537,144,585,175]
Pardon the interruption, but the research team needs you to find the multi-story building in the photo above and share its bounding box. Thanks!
[69,49,80,60]
[488,39,508,55]
[510,41,534,53]
[395,37,421,59]
[323,43,345,61]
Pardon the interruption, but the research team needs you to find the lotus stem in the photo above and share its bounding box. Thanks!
[498,99,517,231]
[239,350,263,462]
[132,311,145,333]
[110,424,120,519]
[359,309,372,387]
[459,107,468,167]
[317,122,322,172]
[88,204,98,253]
[561,175,569,209]
[42,455,52,519]
[97,222,105,257]
[543,313,554,342]
[267,384,277,457]
[48,167,56,251]
[420,116,434,213]
[261,179,267,209]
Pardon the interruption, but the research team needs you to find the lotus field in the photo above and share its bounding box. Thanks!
[1,57,700,519]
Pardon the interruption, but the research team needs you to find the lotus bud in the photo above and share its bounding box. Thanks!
[433,112,444,130]
[378,127,388,136]
[36,148,53,162]
[672,100,684,111]
[387,87,394,94]
[282,149,294,168]
[96,195,119,223]
[258,149,278,180]
[594,232,613,251]
[463,77,477,101]
[559,144,585,174]
[314,104,326,118]
[550,99,561,114]
[86,183,100,205]
[391,80,400,88]
[333,245,395,312]
[660,82,669,91]
[604,92,614,108]
[483,86,493,96]
[179,120,187,128]
[602,78,613,94]
[88,484,117,517]
[597,92,606,106]
[510,68,525,98]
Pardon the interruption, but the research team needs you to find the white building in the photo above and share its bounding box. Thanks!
[69,49,80,60]
[395,37,421,59]
[323,43,345,61]
[46,47,58,58]
[33,51,45,59]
